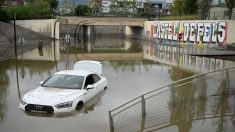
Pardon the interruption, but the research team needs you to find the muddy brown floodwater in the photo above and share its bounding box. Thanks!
[0,35,235,132]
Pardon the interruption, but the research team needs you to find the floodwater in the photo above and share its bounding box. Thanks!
[0,33,235,132]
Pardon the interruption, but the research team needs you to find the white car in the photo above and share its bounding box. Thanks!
[19,61,108,113]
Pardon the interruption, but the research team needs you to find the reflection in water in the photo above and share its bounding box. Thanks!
[60,34,142,54]
[211,71,234,132]
[0,61,10,123]
[110,68,235,132]
[167,70,235,132]
[109,60,159,73]
[168,67,195,81]
[24,89,106,118]
[0,59,56,124]
[143,43,231,73]
[169,82,195,132]
[15,60,55,76]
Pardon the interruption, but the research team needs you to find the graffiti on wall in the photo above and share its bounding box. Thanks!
[151,21,228,45]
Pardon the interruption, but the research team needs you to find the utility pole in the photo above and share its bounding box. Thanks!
[14,13,17,60]
[64,0,67,9]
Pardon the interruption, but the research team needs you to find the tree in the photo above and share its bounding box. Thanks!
[140,1,155,18]
[198,0,212,19]
[172,0,184,15]
[0,0,4,6]
[49,0,58,10]
[75,5,91,16]
[225,0,235,19]
[172,0,198,15]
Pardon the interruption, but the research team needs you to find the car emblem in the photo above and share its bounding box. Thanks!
[35,105,43,110]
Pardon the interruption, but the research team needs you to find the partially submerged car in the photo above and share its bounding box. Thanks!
[19,61,107,113]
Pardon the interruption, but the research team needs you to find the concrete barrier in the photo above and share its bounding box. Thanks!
[14,19,60,39]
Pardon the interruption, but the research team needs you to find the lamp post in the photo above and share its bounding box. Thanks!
[54,18,61,40]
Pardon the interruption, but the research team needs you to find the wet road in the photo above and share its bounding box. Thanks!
[0,34,235,132]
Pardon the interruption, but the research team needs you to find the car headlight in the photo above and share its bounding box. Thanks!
[20,97,26,105]
[55,101,73,109]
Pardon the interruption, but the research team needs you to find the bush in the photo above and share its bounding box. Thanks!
[1,4,53,21]
[75,5,91,16]
[0,8,10,22]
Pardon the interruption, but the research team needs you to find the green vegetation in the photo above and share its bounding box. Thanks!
[160,15,200,20]
[74,5,91,16]
[0,0,58,22]
[225,0,235,19]
[48,0,58,10]
[2,5,52,21]
[137,1,156,18]
[198,0,211,19]
[172,0,198,16]
[0,0,3,5]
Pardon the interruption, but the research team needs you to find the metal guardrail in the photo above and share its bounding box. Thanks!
[109,66,235,132]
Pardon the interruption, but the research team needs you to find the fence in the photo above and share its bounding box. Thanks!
[109,66,235,132]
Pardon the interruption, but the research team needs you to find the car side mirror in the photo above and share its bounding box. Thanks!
[86,85,94,90]
[39,81,44,86]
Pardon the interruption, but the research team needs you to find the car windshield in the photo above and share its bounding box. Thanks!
[42,74,84,89]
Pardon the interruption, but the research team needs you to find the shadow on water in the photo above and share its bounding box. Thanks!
[23,89,106,118]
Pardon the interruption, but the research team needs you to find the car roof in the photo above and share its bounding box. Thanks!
[54,70,95,76]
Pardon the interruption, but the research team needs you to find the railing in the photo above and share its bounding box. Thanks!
[109,66,235,132]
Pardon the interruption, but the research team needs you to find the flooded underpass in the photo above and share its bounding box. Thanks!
[0,33,235,132]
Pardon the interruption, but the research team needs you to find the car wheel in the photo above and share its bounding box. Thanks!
[76,101,84,111]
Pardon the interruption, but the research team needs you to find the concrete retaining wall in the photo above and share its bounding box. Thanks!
[14,19,60,39]
[144,20,235,45]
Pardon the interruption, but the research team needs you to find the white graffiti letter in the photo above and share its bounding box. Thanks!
[211,22,217,42]
[189,22,196,42]
[168,23,173,40]
[197,22,204,42]
[217,21,226,43]
[156,23,161,39]
[153,24,157,39]
[183,22,189,41]
[203,22,211,42]
[164,23,169,39]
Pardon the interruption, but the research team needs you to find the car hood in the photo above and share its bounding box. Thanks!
[24,87,84,106]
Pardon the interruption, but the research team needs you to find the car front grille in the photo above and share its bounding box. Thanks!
[25,104,54,113]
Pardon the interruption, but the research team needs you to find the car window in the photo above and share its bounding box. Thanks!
[92,74,101,83]
[42,74,84,89]
[84,74,101,88]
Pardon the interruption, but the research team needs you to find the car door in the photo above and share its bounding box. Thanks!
[83,74,101,102]
[92,74,103,93]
